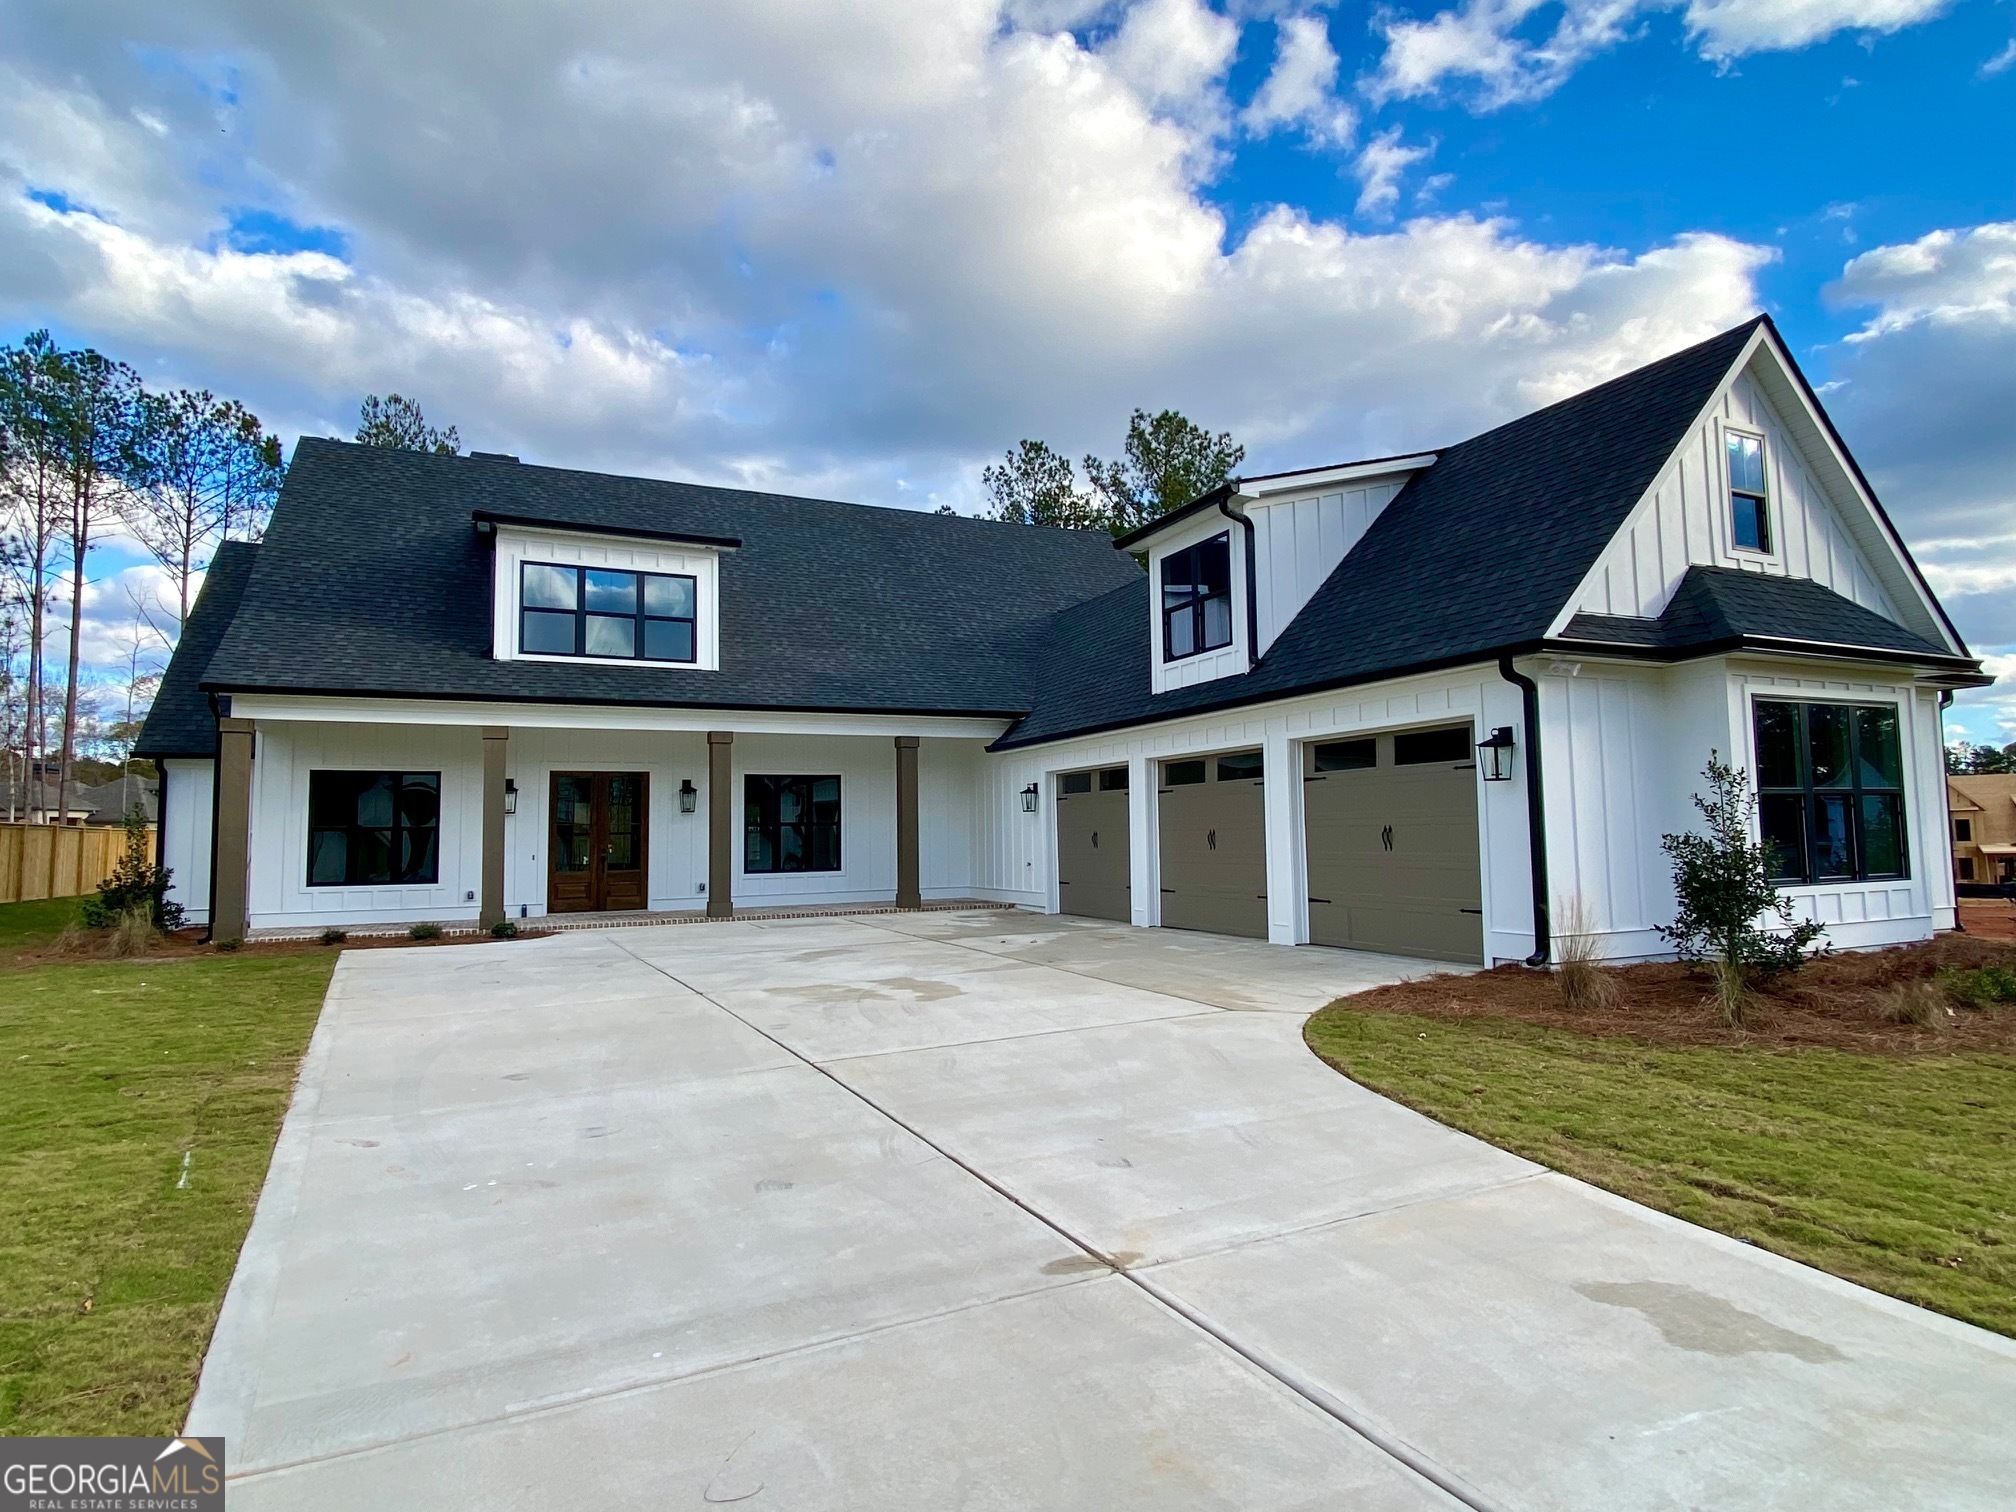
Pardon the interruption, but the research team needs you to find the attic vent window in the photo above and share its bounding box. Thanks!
[1726,431,1771,553]
[1161,532,1233,662]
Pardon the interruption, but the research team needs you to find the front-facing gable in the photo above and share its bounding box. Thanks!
[1557,321,1960,655]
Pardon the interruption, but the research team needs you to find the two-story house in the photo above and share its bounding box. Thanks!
[1948,774,2016,888]
[137,317,1986,959]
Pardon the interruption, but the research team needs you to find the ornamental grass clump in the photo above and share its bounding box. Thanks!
[1658,754,1825,1029]
[1553,895,1621,1013]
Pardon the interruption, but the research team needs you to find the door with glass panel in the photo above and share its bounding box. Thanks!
[548,772,650,912]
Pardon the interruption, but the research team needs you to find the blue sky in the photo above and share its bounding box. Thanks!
[1,0,2012,737]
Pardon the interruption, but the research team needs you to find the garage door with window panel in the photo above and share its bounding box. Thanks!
[1056,766,1131,922]
[1157,749,1266,939]
[1303,725,1483,963]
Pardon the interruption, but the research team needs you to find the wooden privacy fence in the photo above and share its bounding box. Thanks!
[0,823,156,905]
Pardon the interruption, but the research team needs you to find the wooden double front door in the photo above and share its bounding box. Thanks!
[549,772,649,913]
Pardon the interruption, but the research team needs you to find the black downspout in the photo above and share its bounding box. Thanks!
[1217,494,1260,669]
[1498,654,1550,966]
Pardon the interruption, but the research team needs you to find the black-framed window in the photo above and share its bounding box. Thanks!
[308,771,440,886]
[1160,533,1233,661]
[1754,700,1907,884]
[1727,431,1771,553]
[1313,739,1375,772]
[1217,750,1263,782]
[1394,726,1472,766]
[1163,759,1207,787]
[1060,771,1093,795]
[745,775,840,873]
[520,562,697,663]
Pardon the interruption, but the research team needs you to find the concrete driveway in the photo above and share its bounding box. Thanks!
[192,910,2016,1510]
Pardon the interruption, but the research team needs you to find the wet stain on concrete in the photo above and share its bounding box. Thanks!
[1576,1281,1846,1363]
[756,1178,795,1192]
[1041,1249,1144,1275]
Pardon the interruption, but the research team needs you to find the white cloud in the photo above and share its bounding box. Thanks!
[1367,0,1951,109]
[1823,221,2016,654]
[1683,0,1952,59]
[1984,39,2016,76]
[0,0,1769,511]
[1242,15,1356,145]
[1352,127,1435,218]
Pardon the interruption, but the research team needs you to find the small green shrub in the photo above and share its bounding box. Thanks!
[1658,754,1825,1027]
[79,806,184,932]
[319,927,348,946]
[213,938,241,953]
[489,919,519,939]
[1945,963,2016,1009]
[408,922,443,941]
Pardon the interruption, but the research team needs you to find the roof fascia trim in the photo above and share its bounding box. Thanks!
[1110,484,1236,551]
[472,510,743,551]
[1235,455,1437,497]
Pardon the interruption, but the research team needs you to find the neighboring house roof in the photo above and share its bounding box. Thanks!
[75,776,159,824]
[136,541,262,760]
[1948,783,1987,812]
[193,441,1140,716]
[1558,565,1958,662]
[0,779,97,819]
[999,319,1772,748]
[1948,775,2016,810]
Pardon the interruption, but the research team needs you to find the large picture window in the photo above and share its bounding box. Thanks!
[1753,700,1906,884]
[744,775,841,873]
[520,562,697,663]
[308,771,440,886]
[1160,533,1233,661]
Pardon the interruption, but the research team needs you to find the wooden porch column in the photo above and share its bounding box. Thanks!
[707,731,734,918]
[212,716,255,945]
[480,727,509,930]
[895,735,921,910]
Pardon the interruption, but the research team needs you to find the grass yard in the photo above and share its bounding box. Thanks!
[1307,969,2016,1338]
[0,902,334,1434]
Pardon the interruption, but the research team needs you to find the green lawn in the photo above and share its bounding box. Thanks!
[1305,1007,2016,1338]
[0,896,83,955]
[0,908,333,1433]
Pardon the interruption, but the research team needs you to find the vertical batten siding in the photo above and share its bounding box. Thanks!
[1575,363,1905,624]
[1247,478,1405,654]
[161,757,215,925]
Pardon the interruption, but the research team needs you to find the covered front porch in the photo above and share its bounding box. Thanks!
[198,695,1017,942]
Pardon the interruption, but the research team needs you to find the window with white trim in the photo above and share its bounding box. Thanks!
[1726,430,1771,554]
[520,562,697,663]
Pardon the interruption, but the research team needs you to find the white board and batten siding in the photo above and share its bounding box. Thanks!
[241,719,991,928]
[1571,357,1910,630]
[160,757,215,925]
[1245,474,1409,654]
[1537,656,1955,961]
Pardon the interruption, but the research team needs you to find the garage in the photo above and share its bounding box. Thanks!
[1056,766,1131,922]
[1157,749,1267,939]
[1302,723,1483,963]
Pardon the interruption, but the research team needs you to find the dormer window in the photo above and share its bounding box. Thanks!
[1161,532,1233,661]
[1727,431,1771,553]
[520,562,698,663]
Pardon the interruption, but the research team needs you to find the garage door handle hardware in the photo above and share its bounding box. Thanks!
[1304,774,1326,782]
[1160,887,1177,894]
[1308,896,1333,904]
[1381,825,1394,851]
[1460,908,1482,915]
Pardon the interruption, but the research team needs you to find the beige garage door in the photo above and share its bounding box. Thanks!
[1157,749,1267,939]
[1303,724,1483,963]
[1056,766,1131,922]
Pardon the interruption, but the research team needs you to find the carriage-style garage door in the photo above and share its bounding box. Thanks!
[1157,749,1267,939]
[1056,766,1131,922]
[1302,725,1484,964]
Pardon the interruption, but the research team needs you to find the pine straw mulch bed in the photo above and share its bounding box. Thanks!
[1342,932,2016,1055]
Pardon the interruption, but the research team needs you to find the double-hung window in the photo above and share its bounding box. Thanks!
[520,563,697,662]
[1160,533,1233,661]
[744,775,841,873]
[308,771,440,886]
[1727,431,1771,553]
[1753,700,1907,884]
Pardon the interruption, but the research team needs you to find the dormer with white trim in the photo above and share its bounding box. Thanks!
[476,511,740,672]
[1115,453,1437,694]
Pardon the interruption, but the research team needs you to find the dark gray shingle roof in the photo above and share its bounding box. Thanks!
[197,441,1142,715]
[997,319,1771,748]
[1560,564,1957,660]
[134,541,260,760]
